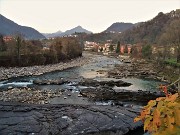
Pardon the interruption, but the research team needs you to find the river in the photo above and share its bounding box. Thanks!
[0,52,164,105]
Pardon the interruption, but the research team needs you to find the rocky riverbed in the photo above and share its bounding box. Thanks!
[0,57,90,81]
[0,78,165,105]
[77,78,165,103]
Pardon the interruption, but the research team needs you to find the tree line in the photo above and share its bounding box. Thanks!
[0,36,82,67]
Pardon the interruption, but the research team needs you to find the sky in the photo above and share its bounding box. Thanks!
[0,0,180,33]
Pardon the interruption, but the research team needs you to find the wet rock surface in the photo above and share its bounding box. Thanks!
[80,87,165,103]
[33,78,69,85]
[0,101,142,135]
[79,79,132,87]
[78,78,165,103]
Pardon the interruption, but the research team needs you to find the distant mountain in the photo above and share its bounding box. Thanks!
[42,30,63,38]
[63,26,92,35]
[104,22,135,33]
[0,14,45,39]
[43,26,92,38]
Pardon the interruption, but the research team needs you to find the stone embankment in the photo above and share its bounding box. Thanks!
[0,101,142,135]
[0,57,90,81]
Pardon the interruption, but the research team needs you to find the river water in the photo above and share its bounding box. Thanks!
[0,52,164,106]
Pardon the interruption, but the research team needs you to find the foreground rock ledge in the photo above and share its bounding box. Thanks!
[0,101,142,135]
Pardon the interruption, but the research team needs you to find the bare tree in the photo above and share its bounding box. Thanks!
[160,19,180,63]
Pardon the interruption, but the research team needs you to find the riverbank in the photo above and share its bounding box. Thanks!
[0,56,91,81]
[107,56,179,93]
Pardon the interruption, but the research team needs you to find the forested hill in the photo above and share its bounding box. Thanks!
[104,22,135,33]
[120,9,180,44]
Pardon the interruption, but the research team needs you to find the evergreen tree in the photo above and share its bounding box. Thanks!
[16,36,22,65]
[124,45,128,53]
[116,41,120,53]
[0,35,6,52]
[109,45,114,52]
[142,44,152,59]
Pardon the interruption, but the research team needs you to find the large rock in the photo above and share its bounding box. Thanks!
[0,101,142,135]
[33,78,68,85]
[80,87,165,102]
[79,79,132,87]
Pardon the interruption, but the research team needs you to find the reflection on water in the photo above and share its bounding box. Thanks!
[94,77,165,92]
[116,78,165,92]
[78,54,122,78]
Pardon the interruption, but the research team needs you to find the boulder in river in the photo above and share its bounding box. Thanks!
[79,79,132,87]
[80,87,165,103]
[33,78,68,85]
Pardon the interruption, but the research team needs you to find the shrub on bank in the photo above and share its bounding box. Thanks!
[164,59,180,68]
[134,83,180,135]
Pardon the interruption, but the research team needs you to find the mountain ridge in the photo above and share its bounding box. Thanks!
[0,14,46,39]
[43,25,92,38]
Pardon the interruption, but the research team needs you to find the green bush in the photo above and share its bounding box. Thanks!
[164,59,180,68]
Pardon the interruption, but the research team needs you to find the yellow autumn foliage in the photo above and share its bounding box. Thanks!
[134,89,180,135]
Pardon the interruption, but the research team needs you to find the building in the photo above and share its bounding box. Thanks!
[152,45,176,55]
[120,44,132,54]
[3,36,13,42]
[84,41,98,51]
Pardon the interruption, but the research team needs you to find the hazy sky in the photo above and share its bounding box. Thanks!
[0,0,180,33]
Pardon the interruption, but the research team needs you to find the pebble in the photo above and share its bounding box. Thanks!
[78,94,82,97]
[0,88,63,104]
[8,86,13,89]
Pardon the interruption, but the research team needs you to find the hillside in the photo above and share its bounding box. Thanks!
[43,26,92,38]
[83,32,121,43]
[0,14,45,39]
[105,22,135,33]
[120,9,180,44]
